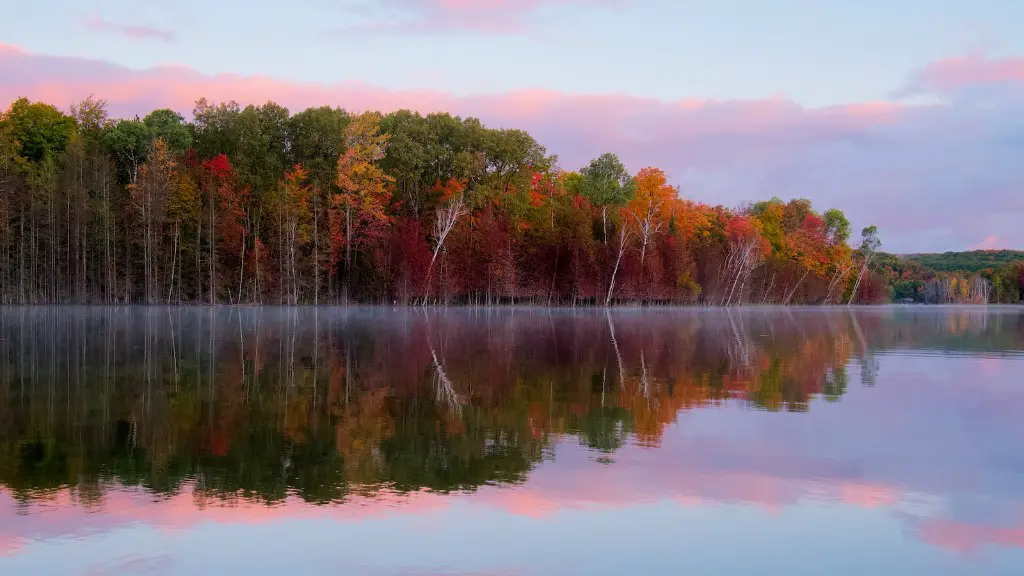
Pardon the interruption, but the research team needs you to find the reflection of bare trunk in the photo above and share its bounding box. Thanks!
[726,307,752,369]
[601,364,607,407]
[640,351,650,399]
[847,308,868,353]
[606,309,625,386]
[426,323,461,415]
[238,308,246,402]
[168,307,179,390]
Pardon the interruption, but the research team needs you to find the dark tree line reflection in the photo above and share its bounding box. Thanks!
[0,306,1018,507]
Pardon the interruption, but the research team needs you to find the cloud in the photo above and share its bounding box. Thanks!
[85,17,176,42]
[897,54,1024,97]
[2,46,1024,252]
[337,0,623,35]
[973,235,1003,250]
[917,518,1024,553]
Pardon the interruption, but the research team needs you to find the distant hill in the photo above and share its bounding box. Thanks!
[902,250,1024,272]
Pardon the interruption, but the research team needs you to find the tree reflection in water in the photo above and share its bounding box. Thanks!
[0,306,1015,508]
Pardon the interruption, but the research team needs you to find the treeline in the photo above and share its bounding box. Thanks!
[0,96,881,305]
[906,250,1024,273]
[880,253,1024,304]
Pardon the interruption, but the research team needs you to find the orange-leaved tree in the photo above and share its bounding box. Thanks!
[333,112,394,301]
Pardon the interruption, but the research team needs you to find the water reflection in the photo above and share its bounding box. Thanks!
[0,306,1023,574]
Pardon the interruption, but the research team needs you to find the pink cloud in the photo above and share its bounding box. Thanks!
[973,235,1003,250]
[3,45,1024,251]
[918,518,1024,553]
[0,44,900,167]
[897,54,1024,96]
[84,18,176,42]
[344,0,624,34]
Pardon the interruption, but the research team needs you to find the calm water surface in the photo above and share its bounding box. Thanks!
[0,306,1022,575]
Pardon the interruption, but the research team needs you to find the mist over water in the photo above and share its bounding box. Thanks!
[0,306,1022,575]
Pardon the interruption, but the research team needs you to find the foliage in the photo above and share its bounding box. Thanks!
[906,250,1024,273]
[0,96,878,306]
[2,97,77,163]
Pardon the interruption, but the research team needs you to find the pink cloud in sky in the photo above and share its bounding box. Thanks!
[973,235,1003,250]
[898,54,1024,96]
[344,0,624,34]
[84,18,176,42]
[2,45,1024,251]
[917,518,1024,553]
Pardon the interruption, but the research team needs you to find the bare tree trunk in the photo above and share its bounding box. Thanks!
[425,194,467,300]
[168,222,179,303]
[725,245,751,307]
[783,269,810,305]
[344,203,352,304]
[606,309,625,386]
[209,188,216,304]
[761,272,776,304]
[824,265,850,304]
[238,218,246,304]
[605,226,630,306]
[601,205,608,245]
[313,197,319,306]
[848,261,869,306]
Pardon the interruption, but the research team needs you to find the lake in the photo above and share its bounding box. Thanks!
[0,306,1022,575]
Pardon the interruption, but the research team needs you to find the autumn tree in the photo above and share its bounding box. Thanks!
[278,165,316,304]
[0,95,882,306]
[129,138,175,303]
[626,167,675,264]
[332,112,394,302]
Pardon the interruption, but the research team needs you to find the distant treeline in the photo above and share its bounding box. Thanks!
[0,96,885,305]
[906,250,1024,273]
[881,252,1024,304]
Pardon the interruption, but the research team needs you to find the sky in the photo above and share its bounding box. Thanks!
[3,0,1024,252]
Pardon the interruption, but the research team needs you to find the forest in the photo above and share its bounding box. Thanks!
[905,250,1024,273]
[879,251,1024,304]
[0,96,886,306]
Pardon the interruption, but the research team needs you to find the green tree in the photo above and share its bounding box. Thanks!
[103,119,151,184]
[579,153,635,243]
[2,98,77,163]
[143,109,192,156]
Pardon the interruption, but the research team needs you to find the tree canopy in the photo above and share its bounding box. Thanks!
[0,96,882,306]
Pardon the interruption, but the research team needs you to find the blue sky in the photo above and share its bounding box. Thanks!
[3,0,1024,252]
